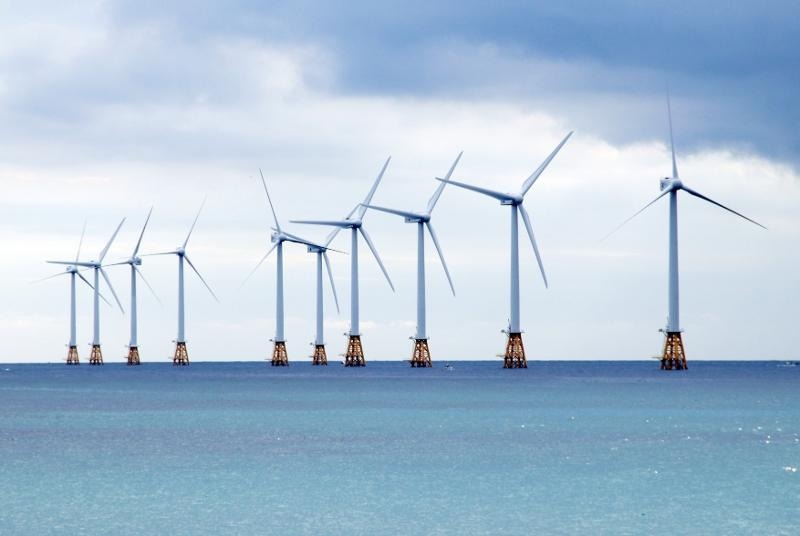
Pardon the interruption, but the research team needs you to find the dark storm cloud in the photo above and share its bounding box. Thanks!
[108,0,799,163]
[1,2,796,165]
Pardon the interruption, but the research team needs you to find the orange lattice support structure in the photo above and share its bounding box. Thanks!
[410,339,432,367]
[271,341,289,366]
[503,332,527,369]
[344,335,365,367]
[66,346,79,365]
[173,342,189,366]
[127,346,140,366]
[661,332,687,370]
[89,344,103,365]
[312,344,327,365]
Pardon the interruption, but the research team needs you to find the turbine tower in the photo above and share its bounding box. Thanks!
[48,219,126,365]
[109,208,161,365]
[147,201,218,365]
[242,171,333,366]
[438,132,573,368]
[605,97,765,370]
[39,222,104,364]
[363,152,462,367]
[292,157,395,366]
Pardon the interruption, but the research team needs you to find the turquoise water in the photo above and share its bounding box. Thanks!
[1,361,798,535]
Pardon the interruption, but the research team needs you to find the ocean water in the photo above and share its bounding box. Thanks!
[0,361,798,535]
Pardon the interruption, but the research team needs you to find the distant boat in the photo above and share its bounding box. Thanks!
[777,361,799,367]
[444,363,454,371]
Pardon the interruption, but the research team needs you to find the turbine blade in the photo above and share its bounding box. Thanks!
[427,151,463,213]
[240,243,278,289]
[435,177,511,202]
[281,230,345,253]
[135,266,162,305]
[47,260,93,267]
[667,90,678,179]
[358,227,394,291]
[425,222,455,296]
[601,190,670,241]
[75,220,87,262]
[30,272,67,284]
[98,218,126,263]
[99,268,124,313]
[520,131,574,196]
[78,273,110,306]
[358,156,391,219]
[361,204,422,220]
[77,272,94,290]
[184,254,219,302]
[132,207,153,257]
[681,186,767,230]
[518,205,548,288]
[183,197,207,249]
[323,251,340,314]
[259,169,282,233]
[290,219,353,228]
[324,226,343,248]
[141,251,178,257]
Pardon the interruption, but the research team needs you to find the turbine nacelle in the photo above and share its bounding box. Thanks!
[660,177,683,192]
[500,195,524,206]
[403,212,429,224]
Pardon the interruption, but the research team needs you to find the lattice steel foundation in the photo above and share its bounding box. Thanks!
[410,339,432,368]
[89,344,103,365]
[312,344,327,366]
[503,332,527,369]
[271,341,289,366]
[344,335,365,367]
[173,342,189,366]
[660,332,687,370]
[66,345,79,365]
[127,346,140,366]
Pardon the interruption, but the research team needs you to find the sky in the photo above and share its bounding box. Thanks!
[1,1,798,363]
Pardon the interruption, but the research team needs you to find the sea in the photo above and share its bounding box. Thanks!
[0,361,798,535]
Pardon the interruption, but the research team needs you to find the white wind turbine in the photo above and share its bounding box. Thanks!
[147,201,218,365]
[605,97,765,370]
[242,171,337,366]
[257,224,341,366]
[108,208,161,365]
[362,152,462,367]
[291,157,395,366]
[47,219,126,365]
[438,132,573,368]
[38,222,108,364]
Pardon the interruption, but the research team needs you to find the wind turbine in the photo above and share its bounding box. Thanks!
[242,171,336,366]
[147,201,218,365]
[437,132,573,368]
[362,152,462,367]
[47,219,126,365]
[108,208,161,365]
[304,230,340,365]
[605,97,765,370]
[38,222,102,364]
[291,157,395,366]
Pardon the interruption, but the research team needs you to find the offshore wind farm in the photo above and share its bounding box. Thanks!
[2,2,798,535]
